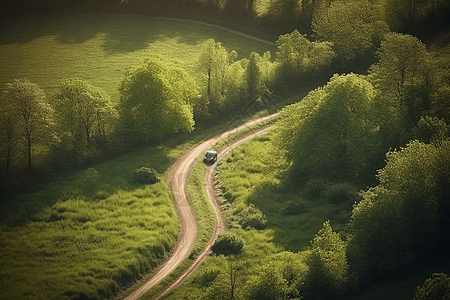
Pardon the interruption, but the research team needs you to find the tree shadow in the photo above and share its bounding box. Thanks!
[244,180,329,252]
[0,14,208,53]
[0,141,174,228]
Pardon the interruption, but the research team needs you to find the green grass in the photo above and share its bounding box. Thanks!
[0,104,284,300]
[0,14,277,103]
[0,14,280,300]
[215,129,337,252]
[0,163,180,300]
[159,120,337,299]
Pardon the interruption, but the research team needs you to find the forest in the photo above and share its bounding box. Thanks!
[1,0,450,299]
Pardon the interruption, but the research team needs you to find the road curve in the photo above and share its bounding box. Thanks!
[124,114,276,300]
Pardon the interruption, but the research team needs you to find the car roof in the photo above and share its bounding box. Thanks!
[206,150,217,154]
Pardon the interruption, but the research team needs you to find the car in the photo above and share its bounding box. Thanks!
[203,150,217,165]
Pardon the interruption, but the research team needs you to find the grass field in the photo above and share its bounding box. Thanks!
[0,143,184,300]
[0,14,276,103]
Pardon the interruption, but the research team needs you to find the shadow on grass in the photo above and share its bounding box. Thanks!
[244,180,336,252]
[0,14,227,52]
[0,144,173,227]
[0,14,276,55]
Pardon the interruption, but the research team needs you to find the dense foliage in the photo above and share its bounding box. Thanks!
[2,1,450,299]
[118,55,198,143]
[211,232,244,255]
[276,73,379,183]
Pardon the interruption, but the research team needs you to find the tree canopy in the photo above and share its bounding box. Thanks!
[276,73,378,182]
[348,140,450,279]
[312,0,388,62]
[2,79,54,170]
[53,78,117,157]
[118,55,199,142]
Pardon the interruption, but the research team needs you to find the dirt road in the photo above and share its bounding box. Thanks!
[124,114,276,300]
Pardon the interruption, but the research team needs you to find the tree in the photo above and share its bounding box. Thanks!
[369,33,431,144]
[275,74,379,182]
[244,251,309,300]
[384,0,450,32]
[244,261,288,300]
[204,258,245,300]
[3,79,54,169]
[197,39,230,110]
[414,273,450,300]
[312,0,388,62]
[305,221,348,300]
[197,39,250,117]
[275,30,334,85]
[119,55,198,143]
[348,141,450,280]
[369,33,429,107]
[53,79,117,155]
[0,94,19,175]
[211,232,244,256]
[246,52,263,101]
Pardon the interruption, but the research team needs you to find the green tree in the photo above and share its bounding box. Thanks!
[348,141,450,279]
[369,32,431,144]
[369,33,429,107]
[3,79,54,169]
[275,29,334,85]
[246,52,263,101]
[276,73,379,182]
[305,221,348,300]
[413,116,449,144]
[312,0,388,62]
[204,259,245,300]
[119,55,198,143]
[244,261,288,300]
[0,94,19,175]
[384,0,450,32]
[211,232,244,256]
[53,79,117,154]
[243,252,308,300]
[414,273,450,300]
[197,39,230,110]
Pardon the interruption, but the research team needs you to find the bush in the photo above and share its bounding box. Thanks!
[281,200,308,215]
[239,204,268,230]
[211,232,244,255]
[132,167,160,185]
[322,182,358,206]
[303,178,329,199]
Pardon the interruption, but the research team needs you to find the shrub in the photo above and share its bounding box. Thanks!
[281,200,308,216]
[239,204,268,230]
[132,167,160,185]
[322,182,358,206]
[211,232,244,255]
[303,177,329,199]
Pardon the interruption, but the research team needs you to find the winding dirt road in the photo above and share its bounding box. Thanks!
[124,115,276,300]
